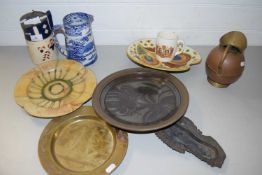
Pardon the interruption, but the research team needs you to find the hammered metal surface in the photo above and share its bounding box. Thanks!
[53,119,114,172]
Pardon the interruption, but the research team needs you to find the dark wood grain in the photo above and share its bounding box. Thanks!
[156,116,226,168]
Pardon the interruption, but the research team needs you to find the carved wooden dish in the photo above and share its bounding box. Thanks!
[38,106,128,175]
[14,59,96,118]
[156,116,226,168]
[92,68,189,132]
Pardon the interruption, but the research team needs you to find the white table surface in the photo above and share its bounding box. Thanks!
[0,46,262,175]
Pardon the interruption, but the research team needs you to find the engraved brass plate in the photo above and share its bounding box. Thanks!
[38,106,128,175]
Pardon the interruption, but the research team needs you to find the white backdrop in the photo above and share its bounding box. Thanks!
[1,0,262,45]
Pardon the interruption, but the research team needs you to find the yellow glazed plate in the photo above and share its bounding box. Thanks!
[14,59,96,118]
[127,38,202,72]
[38,106,128,175]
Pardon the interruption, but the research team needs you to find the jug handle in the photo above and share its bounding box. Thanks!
[88,14,94,23]
[218,45,230,74]
[46,10,54,29]
[53,24,68,57]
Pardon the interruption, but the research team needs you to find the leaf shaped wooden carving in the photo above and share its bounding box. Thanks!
[155,116,226,168]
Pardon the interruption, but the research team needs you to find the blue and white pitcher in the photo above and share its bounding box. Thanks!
[54,12,97,66]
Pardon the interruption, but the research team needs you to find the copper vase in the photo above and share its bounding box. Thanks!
[206,31,247,88]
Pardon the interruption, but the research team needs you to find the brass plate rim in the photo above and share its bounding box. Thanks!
[92,67,189,133]
[38,106,128,175]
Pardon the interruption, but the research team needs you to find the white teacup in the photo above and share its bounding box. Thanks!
[155,31,184,62]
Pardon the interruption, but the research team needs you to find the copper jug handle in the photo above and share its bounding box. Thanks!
[218,45,230,74]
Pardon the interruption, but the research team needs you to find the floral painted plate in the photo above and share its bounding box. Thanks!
[14,59,96,118]
[127,38,201,72]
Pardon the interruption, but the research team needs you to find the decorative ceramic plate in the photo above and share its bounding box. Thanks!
[127,38,201,72]
[14,59,96,118]
[92,68,189,133]
[38,106,128,175]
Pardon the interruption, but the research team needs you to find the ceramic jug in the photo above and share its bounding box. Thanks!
[20,10,58,64]
[206,31,247,88]
[53,12,97,66]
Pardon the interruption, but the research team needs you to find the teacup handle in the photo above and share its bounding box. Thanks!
[175,40,184,55]
[53,24,68,57]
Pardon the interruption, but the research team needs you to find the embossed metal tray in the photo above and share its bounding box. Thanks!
[92,68,189,132]
[38,106,128,175]
[14,59,96,118]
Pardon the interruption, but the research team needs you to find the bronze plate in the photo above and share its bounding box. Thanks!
[92,68,189,132]
[38,106,128,175]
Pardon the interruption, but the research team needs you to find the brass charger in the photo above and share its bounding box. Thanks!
[38,106,128,175]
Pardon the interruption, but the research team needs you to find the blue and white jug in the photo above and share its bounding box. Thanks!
[54,12,97,66]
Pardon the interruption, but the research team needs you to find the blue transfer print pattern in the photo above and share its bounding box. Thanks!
[54,12,97,66]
